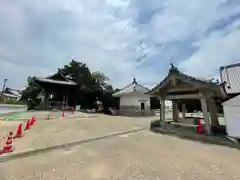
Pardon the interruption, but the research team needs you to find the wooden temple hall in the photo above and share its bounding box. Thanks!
[34,70,78,110]
[147,65,226,135]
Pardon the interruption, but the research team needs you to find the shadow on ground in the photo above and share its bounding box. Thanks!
[150,126,240,150]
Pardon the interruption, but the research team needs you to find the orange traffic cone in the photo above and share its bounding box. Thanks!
[61,111,65,118]
[29,117,34,126]
[25,120,31,130]
[0,132,14,154]
[31,116,36,125]
[14,124,23,138]
[33,116,36,124]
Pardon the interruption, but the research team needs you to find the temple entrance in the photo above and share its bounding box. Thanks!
[147,65,226,135]
[140,102,145,110]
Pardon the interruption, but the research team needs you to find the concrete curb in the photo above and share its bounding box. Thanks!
[0,128,145,162]
[150,127,240,149]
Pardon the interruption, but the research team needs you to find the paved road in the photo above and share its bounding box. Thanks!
[1,127,240,180]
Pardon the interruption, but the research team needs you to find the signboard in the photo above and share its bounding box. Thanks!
[76,105,81,111]
[138,100,147,102]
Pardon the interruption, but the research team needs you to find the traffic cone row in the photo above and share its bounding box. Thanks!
[0,116,37,155]
[61,107,75,119]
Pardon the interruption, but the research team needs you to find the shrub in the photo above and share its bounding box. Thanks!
[150,119,161,128]
[4,99,21,104]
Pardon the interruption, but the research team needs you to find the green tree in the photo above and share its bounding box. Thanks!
[20,77,42,109]
[92,71,110,89]
[60,60,115,109]
[21,59,117,110]
[113,88,120,93]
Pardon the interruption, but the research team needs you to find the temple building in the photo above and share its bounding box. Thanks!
[34,69,78,110]
[113,78,156,117]
[147,64,227,135]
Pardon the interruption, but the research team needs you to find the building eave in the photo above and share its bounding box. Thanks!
[2,93,19,98]
[35,78,77,86]
[113,91,151,97]
[147,65,226,99]
[113,78,150,97]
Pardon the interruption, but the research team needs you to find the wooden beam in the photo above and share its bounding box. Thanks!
[166,93,199,100]
[166,88,197,93]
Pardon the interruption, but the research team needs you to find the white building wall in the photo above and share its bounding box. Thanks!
[165,100,172,109]
[223,95,240,138]
[120,92,151,109]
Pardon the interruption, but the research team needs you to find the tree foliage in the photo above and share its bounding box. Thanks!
[92,71,110,89]
[21,60,118,109]
[20,77,42,108]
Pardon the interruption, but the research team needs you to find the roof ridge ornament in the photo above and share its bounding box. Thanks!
[169,62,179,73]
[132,77,137,84]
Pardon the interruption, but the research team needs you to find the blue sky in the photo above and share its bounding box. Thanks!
[0,0,240,89]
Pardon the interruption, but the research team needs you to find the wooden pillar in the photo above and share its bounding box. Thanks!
[160,98,166,127]
[182,103,186,120]
[200,96,211,135]
[66,94,68,108]
[172,100,178,122]
[43,91,49,110]
[207,98,220,127]
[62,94,65,111]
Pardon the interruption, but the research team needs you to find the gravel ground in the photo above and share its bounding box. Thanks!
[1,130,240,180]
[0,112,237,180]
[0,112,153,156]
[0,111,88,148]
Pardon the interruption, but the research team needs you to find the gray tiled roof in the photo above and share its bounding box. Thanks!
[2,93,19,98]
[147,65,226,98]
[7,88,22,97]
[113,78,150,97]
[35,77,77,86]
[220,63,240,94]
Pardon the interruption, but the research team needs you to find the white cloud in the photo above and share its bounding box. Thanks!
[0,0,240,90]
[0,0,143,88]
[134,0,240,83]
[179,27,240,78]
[148,0,240,43]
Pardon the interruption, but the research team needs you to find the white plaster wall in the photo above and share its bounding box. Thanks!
[120,93,151,109]
[165,100,172,109]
